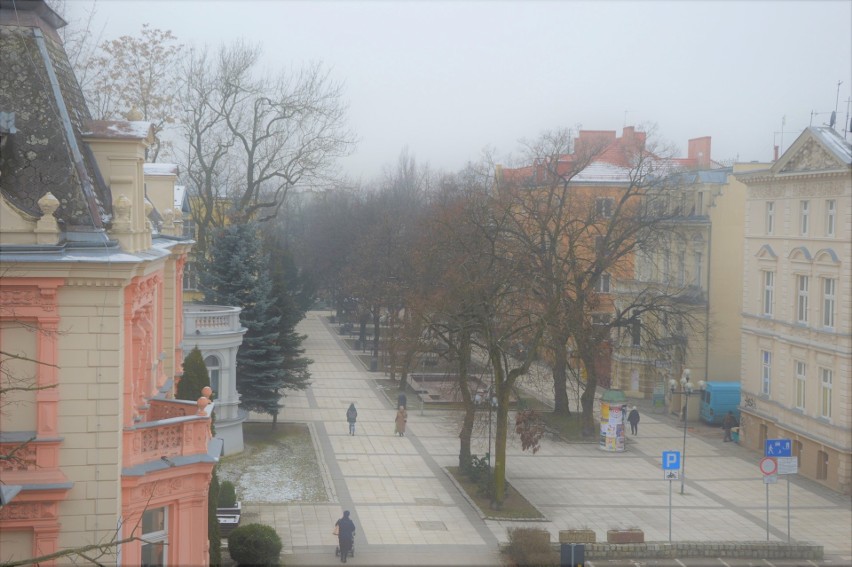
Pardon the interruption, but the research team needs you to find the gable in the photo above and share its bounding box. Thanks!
[778,137,844,173]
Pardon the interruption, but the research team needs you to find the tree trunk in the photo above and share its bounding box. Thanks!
[457,331,474,470]
[552,333,571,416]
[579,351,598,435]
[489,348,509,509]
[372,309,380,359]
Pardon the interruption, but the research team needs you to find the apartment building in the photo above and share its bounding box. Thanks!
[736,126,851,494]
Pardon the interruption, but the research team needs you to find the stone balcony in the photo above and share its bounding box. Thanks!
[184,304,243,335]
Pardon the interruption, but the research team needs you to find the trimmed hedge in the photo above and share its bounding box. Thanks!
[227,523,282,566]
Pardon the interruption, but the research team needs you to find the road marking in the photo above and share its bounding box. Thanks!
[675,559,687,567]
[761,560,776,566]
[805,561,819,567]
[716,558,732,567]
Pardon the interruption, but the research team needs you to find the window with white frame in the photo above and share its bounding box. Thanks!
[762,271,775,316]
[761,350,772,396]
[795,360,806,410]
[677,251,685,286]
[825,199,836,237]
[141,507,168,567]
[800,200,809,235]
[796,275,809,324]
[183,262,198,291]
[820,368,832,418]
[595,198,614,219]
[765,201,775,234]
[204,355,221,395]
[822,277,836,329]
[594,273,611,293]
[696,191,704,215]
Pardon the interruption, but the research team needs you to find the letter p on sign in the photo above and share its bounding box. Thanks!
[662,451,681,470]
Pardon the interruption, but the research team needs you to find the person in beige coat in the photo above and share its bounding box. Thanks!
[394,406,407,437]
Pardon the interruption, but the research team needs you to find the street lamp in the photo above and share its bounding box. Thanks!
[669,369,706,495]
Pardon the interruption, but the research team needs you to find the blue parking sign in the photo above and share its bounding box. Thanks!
[765,439,792,457]
[662,451,681,470]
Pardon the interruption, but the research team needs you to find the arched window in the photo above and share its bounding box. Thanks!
[204,355,221,396]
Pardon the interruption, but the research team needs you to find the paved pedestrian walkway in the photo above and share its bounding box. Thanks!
[247,312,851,566]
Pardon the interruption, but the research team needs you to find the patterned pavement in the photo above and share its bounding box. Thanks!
[243,311,851,566]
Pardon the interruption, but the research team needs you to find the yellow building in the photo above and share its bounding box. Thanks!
[736,127,851,494]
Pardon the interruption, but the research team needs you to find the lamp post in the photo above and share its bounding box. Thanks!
[669,369,706,495]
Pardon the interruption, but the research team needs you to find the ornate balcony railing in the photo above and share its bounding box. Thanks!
[123,415,211,469]
[183,304,242,335]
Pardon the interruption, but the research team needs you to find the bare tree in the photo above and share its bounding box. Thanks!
[178,40,355,256]
[499,127,706,433]
[84,24,184,161]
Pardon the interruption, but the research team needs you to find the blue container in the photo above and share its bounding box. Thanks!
[699,381,741,425]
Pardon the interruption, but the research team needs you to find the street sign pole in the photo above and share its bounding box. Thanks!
[766,482,770,541]
[668,478,672,542]
[787,476,791,542]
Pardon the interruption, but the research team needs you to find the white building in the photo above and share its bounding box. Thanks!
[183,305,248,455]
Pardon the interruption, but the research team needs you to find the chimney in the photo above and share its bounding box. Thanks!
[773,145,779,161]
[687,137,712,169]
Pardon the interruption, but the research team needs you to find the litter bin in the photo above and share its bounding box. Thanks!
[731,427,740,443]
[560,543,584,567]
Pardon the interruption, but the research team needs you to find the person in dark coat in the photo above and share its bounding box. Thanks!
[627,406,640,435]
[722,411,738,442]
[335,510,356,563]
[346,403,357,436]
[397,392,407,409]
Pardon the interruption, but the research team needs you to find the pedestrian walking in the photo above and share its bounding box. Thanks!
[397,392,407,409]
[722,411,738,442]
[394,405,407,437]
[346,403,357,436]
[627,406,640,435]
[334,510,356,563]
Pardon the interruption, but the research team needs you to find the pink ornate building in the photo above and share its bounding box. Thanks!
[0,2,219,565]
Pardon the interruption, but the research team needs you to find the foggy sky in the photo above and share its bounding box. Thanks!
[65,0,852,182]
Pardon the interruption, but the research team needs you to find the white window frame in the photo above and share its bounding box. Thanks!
[204,355,221,396]
[595,273,611,293]
[677,251,686,286]
[822,278,836,329]
[820,368,832,419]
[795,360,806,410]
[765,201,775,234]
[141,507,168,567]
[762,271,775,316]
[761,350,772,396]
[796,275,809,324]
[596,198,614,219]
[825,199,836,237]
[800,200,809,236]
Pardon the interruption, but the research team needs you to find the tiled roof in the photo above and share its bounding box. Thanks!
[0,7,111,228]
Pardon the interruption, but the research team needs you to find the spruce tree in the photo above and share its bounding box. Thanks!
[266,239,313,393]
[203,223,286,425]
[178,347,210,401]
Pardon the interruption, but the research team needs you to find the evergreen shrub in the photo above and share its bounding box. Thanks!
[218,480,237,508]
[227,523,282,566]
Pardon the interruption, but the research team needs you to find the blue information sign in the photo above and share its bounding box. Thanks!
[764,438,792,457]
[662,451,681,470]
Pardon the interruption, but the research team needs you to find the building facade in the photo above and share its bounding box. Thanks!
[736,127,851,494]
[0,3,219,564]
[610,164,762,416]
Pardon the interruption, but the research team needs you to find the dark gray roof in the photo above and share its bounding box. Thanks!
[0,0,111,229]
